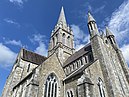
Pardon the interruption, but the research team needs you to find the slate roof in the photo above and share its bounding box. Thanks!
[21,49,47,65]
[63,43,92,67]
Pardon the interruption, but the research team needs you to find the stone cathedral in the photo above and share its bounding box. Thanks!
[2,7,129,97]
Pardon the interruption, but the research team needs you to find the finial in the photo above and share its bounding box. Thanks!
[88,11,96,23]
[106,26,114,37]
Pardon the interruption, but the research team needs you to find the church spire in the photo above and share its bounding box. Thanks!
[58,6,67,25]
[48,6,75,58]
[105,26,117,47]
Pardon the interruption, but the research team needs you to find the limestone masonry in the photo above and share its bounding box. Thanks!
[1,7,129,97]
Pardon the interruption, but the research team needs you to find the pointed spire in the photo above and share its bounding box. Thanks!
[88,11,96,23]
[106,26,114,37]
[100,30,105,38]
[101,32,105,38]
[58,6,67,25]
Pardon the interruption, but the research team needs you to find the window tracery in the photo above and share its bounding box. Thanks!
[44,73,58,97]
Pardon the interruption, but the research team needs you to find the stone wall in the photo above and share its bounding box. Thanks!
[38,53,66,97]
[90,34,129,97]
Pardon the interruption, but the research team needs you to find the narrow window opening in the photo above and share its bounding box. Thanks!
[27,64,30,72]
[84,56,87,63]
[89,23,93,30]
[98,77,105,97]
[67,92,70,97]
[67,36,71,47]
[93,22,96,29]
[15,59,18,64]
[88,54,93,62]
[76,61,79,68]
[105,40,108,44]
[62,33,66,45]
[70,90,74,97]
[80,59,83,65]
[109,38,113,44]
[53,38,55,47]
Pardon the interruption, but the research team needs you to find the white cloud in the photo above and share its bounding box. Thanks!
[120,44,129,64]
[71,24,89,51]
[107,0,129,65]
[31,34,48,56]
[5,40,22,47]
[35,42,47,57]
[108,0,129,44]
[0,43,17,68]
[10,0,23,4]
[9,0,28,6]
[94,5,105,14]
[4,18,20,27]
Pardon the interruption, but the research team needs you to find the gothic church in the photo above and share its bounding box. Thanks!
[2,7,129,97]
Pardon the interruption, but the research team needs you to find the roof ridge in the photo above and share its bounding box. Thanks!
[22,48,47,58]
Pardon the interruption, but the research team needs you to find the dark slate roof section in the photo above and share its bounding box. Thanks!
[21,49,47,65]
[63,59,97,81]
[63,43,92,67]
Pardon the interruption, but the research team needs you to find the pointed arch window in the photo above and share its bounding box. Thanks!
[66,90,74,97]
[27,64,30,72]
[67,91,70,97]
[93,22,97,29]
[97,77,105,97]
[89,22,93,30]
[53,37,55,47]
[44,73,58,97]
[84,56,87,63]
[67,36,71,47]
[62,33,66,45]
[55,34,58,45]
[70,90,74,97]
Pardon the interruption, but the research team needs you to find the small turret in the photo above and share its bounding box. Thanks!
[87,11,99,37]
[105,26,116,45]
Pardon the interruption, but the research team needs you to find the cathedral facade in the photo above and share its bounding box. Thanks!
[2,7,129,97]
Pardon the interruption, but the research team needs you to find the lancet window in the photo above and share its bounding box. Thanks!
[66,90,74,97]
[67,36,71,47]
[44,73,58,97]
[97,77,105,97]
[62,33,66,45]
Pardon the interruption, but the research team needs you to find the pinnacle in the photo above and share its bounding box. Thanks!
[106,26,114,37]
[58,6,67,25]
[88,11,96,23]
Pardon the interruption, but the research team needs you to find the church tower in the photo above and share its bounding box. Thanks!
[87,11,129,97]
[48,7,75,63]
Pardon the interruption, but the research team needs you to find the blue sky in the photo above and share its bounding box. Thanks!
[0,0,129,95]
